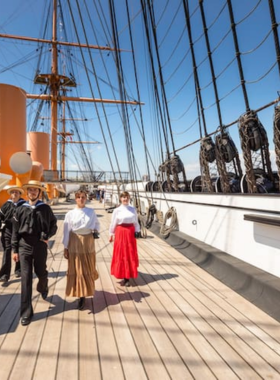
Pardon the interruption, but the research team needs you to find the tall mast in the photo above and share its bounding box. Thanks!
[61,100,66,177]
[0,0,143,181]
[51,0,58,173]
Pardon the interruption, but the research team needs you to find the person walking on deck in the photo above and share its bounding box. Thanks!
[0,186,25,284]
[63,190,99,310]
[109,191,140,287]
[11,180,58,326]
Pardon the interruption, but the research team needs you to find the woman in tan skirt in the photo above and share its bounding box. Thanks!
[62,190,99,310]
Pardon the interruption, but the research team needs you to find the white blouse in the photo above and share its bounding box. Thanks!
[63,207,100,248]
[109,204,140,236]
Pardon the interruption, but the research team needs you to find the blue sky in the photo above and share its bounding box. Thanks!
[0,0,280,180]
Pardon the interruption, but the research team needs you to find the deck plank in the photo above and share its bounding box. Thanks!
[78,296,101,380]
[148,233,280,351]
[141,233,279,378]
[1,199,280,379]
[33,244,68,380]
[135,266,237,380]
[99,214,171,380]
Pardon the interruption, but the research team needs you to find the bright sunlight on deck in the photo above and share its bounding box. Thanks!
[1,199,280,380]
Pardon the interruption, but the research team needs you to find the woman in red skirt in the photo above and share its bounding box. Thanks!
[109,191,140,287]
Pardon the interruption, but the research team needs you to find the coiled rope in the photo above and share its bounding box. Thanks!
[160,207,178,237]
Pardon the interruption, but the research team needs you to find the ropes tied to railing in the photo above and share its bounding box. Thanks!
[238,110,273,193]
[160,207,178,237]
[238,111,260,193]
[199,137,215,192]
[214,130,242,193]
[170,154,185,174]
[273,105,280,181]
[170,154,185,191]
[146,204,157,229]
[138,215,147,239]
[158,154,187,191]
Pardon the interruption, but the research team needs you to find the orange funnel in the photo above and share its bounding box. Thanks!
[27,132,50,170]
[0,84,27,205]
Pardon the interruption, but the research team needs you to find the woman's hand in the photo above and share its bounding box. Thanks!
[93,231,100,239]
[109,235,114,243]
[64,248,69,259]
[13,253,19,262]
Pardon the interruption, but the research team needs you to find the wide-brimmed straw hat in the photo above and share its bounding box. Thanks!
[4,185,24,195]
[22,180,45,191]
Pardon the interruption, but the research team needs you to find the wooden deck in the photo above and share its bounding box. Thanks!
[1,199,280,380]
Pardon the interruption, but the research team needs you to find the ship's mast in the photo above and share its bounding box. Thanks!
[0,0,143,181]
[51,0,58,173]
[60,100,67,177]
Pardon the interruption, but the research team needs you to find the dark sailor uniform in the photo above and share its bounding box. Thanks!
[11,200,57,318]
[0,198,25,280]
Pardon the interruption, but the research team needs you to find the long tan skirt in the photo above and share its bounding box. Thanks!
[66,232,99,297]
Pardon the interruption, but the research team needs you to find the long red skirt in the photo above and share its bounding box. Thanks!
[111,224,139,279]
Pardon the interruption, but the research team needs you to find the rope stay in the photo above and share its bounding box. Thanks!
[69,0,123,187]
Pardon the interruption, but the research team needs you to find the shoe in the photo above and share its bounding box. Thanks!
[78,297,85,310]
[15,271,21,278]
[124,278,130,287]
[21,316,32,326]
[41,287,49,300]
[0,275,8,283]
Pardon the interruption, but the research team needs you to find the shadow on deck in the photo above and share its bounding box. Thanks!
[149,222,280,323]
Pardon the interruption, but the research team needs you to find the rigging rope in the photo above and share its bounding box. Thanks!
[146,204,157,229]
[182,0,207,136]
[158,1,182,49]
[125,0,150,180]
[174,97,280,155]
[273,104,280,183]
[227,0,250,111]
[238,110,273,193]
[268,0,280,76]
[108,0,138,188]
[68,0,123,186]
[138,213,148,239]
[140,0,172,156]
[65,102,94,175]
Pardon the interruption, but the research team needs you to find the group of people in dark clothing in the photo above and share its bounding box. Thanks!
[0,185,25,282]
[0,182,140,327]
[0,180,57,326]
